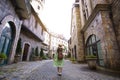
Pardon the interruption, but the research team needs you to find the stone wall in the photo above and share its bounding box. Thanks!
[23,14,45,41]
[20,32,42,61]
[76,7,84,62]
[84,10,120,70]
[71,5,79,60]
[111,0,120,70]
[112,0,120,53]
[0,0,22,64]
[71,3,85,62]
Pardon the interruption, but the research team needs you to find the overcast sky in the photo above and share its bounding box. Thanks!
[40,0,74,40]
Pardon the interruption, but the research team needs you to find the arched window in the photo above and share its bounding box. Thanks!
[0,23,12,54]
[86,35,97,56]
[0,22,15,64]
[86,34,104,66]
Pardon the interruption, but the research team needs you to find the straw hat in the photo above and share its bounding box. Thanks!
[58,44,63,48]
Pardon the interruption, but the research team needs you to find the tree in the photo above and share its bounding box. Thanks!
[16,38,22,55]
[35,47,39,56]
[40,48,44,57]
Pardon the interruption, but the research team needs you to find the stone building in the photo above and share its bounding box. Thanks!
[111,0,120,54]
[20,7,46,61]
[70,0,120,70]
[42,30,50,57]
[70,1,84,62]
[0,0,46,64]
[49,32,68,58]
[68,37,71,57]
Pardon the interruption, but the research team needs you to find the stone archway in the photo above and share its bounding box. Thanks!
[74,45,77,59]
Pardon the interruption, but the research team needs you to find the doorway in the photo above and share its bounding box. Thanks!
[74,45,77,59]
[22,43,30,61]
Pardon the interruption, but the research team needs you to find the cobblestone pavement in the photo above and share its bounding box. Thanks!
[0,60,48,80]
[0,60,120,80]
[26,60,120,80]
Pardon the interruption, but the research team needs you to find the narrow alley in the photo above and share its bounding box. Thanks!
[0,0,120,80]
[0,60,120,80]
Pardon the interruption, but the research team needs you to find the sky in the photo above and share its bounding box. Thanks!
[40,0,74,40]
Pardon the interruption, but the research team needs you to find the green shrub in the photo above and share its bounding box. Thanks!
[35,47,39,56]
[70,57,75,61]
[67,53,71,58]
[42,55,48,60]
[0,53,7,60]
[40,48,44,57]
[86,55,96,59]
[16,38,22,55]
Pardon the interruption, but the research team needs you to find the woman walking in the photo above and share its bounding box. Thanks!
[53,44,64,76]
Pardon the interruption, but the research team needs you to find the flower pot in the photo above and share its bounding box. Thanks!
[87,58,97,70]
[0,59,4,64]
[14,55,21,63]
[32,56,39,61]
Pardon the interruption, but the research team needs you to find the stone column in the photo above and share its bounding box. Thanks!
[101,11,120,70]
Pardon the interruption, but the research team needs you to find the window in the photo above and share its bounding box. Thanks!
[41,29,43,35]
[38,6,40,10]
[0,23,12,54]
[82,0,89,21]
[86,35,97,56]
[75,0,79,2]
[35,20,37,28]
[0,36,5,52]
[86,34,104,66]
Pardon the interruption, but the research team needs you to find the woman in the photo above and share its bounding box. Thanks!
[53,44,64,76]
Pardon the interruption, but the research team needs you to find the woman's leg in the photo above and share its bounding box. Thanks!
[57,67,62,76]
[59,67,62,73]
[57,67,59,73]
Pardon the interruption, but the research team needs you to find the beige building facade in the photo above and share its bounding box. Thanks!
[49,33,68,58]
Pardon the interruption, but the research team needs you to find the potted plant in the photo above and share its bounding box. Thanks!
[40,48,44,60]
[86,55,97,70]
[70,57,76,64]
[15,38,22,56]
[14,38,22,63]
[31,47,39,61]
[35,47,39,60]
[0,53,7,64]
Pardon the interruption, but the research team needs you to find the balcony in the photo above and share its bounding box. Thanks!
[11,0,31,20]
[21,24,43,42]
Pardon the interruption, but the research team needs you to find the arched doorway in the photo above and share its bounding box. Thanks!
[86,34,104,66]
[0,22,15,64]
[74,45,77,59]
[22,43,30,61]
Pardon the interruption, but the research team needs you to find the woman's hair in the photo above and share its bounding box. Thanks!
[57,47,63,53]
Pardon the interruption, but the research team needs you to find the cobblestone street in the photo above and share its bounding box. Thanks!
[0,60,120,80]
